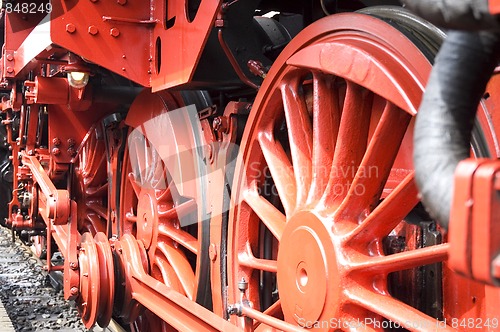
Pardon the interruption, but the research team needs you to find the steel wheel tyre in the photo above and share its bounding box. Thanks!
[228,13,457,331]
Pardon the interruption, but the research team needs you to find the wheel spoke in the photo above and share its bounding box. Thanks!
[349,243,449,274]
[348,288,454,331]
[125,212,137,223]
[308,72,340,204]
[336,102,411,219]
[157,242,196,300]
[154,255,183,290]
[143,138,154,183]
[346,172,418,242]
[157,199,197,220]
[86,182,108,197]
[127,172,142,198]
[83,152,105,185]
[81,141,97,176]
[254,300,283,331]
[262,299,282,317]
[86,201,108,220]
[86,214,106,233]
[158,224,199,255]
[133,137,147,184]
[322,81,373,208]
[244,190,286,241]
[152,162,168,191]
[258,134,297,215]
[174,199,197,219]
[281,77,313,208]
[238,242,277,273]
[155,180,174,202]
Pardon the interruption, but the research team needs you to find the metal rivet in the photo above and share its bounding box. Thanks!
[6,54,13,61]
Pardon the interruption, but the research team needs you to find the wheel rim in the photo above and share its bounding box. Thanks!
[228,13,452,330]
[118,90,207,328]
[94,232,115,327]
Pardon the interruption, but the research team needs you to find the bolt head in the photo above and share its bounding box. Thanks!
[66,23,76,33]
[51,148,61,156]
[70,287,79,295]
[88,25,99,35]
[68,148,77,157]
[110,28,120,37]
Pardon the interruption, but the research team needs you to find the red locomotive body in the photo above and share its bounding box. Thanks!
[1,0,500,331]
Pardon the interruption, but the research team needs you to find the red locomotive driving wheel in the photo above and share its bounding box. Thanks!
[227,12,500,331]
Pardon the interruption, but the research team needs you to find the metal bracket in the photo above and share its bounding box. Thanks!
[449,158,500,285]
[21,153,70,225]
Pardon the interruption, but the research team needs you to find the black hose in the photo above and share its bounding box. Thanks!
[414,29,500,230]
[401,0,500,30]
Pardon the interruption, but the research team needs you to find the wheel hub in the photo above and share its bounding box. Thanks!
[277,211,340,327]
[136,192,155,249]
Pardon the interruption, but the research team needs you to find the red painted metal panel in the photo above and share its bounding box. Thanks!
[149,0,222,91]
[490,0,500,14]
[50,1,151,86]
